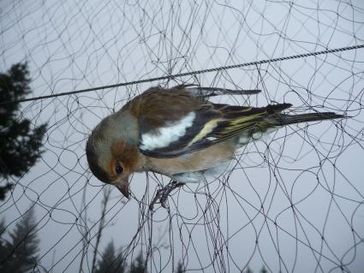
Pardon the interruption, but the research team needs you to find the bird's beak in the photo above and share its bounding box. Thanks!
[115,176,130,198]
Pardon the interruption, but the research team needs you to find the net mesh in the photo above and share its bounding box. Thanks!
[1,0,363,272]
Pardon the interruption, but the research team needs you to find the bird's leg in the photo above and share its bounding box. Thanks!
[159,181,185,208]
[149,181,185,210]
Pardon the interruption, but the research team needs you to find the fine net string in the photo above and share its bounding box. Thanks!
[1,0,363,273]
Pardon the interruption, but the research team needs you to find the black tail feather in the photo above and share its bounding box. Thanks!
[278,112,345,126]
[182,85,261,97]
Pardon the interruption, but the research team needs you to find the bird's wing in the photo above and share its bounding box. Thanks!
[133,89,291,158]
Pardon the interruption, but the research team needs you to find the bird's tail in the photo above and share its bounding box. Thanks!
[276,112,345,126]
[216,103,344,144]
[234,105,345,145]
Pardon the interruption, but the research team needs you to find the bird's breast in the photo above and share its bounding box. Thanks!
[144,139,236,175]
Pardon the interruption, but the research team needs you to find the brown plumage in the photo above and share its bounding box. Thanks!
[86,85,344,198]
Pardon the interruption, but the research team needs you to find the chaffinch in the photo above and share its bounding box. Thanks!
[86,84,343,198]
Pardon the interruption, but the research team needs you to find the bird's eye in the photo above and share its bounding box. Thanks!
[115,162,124,175]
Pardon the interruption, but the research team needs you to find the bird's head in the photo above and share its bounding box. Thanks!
[86,112,140,198]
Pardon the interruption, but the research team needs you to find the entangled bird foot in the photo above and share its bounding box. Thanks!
[149,181,185,210]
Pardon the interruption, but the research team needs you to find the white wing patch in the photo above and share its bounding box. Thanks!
[140,112,196,151]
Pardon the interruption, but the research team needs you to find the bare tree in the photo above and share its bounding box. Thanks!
[91,187,112,272]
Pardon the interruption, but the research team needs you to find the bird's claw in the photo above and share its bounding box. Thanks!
[149,181,185,210]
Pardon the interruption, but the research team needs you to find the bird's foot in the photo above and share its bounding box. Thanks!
[149,181,185,210]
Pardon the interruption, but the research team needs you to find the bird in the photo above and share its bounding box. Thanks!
[86,84,344,199]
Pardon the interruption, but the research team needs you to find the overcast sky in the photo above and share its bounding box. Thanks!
[1,0,364,272]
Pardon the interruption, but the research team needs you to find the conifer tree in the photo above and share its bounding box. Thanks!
[0,63,47,200]
[0,207,40,273]
[129,252,146,273]
[95,241,126,273]
[175,260,185,273]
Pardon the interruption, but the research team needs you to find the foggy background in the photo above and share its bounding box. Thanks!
[1,0,363,272]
